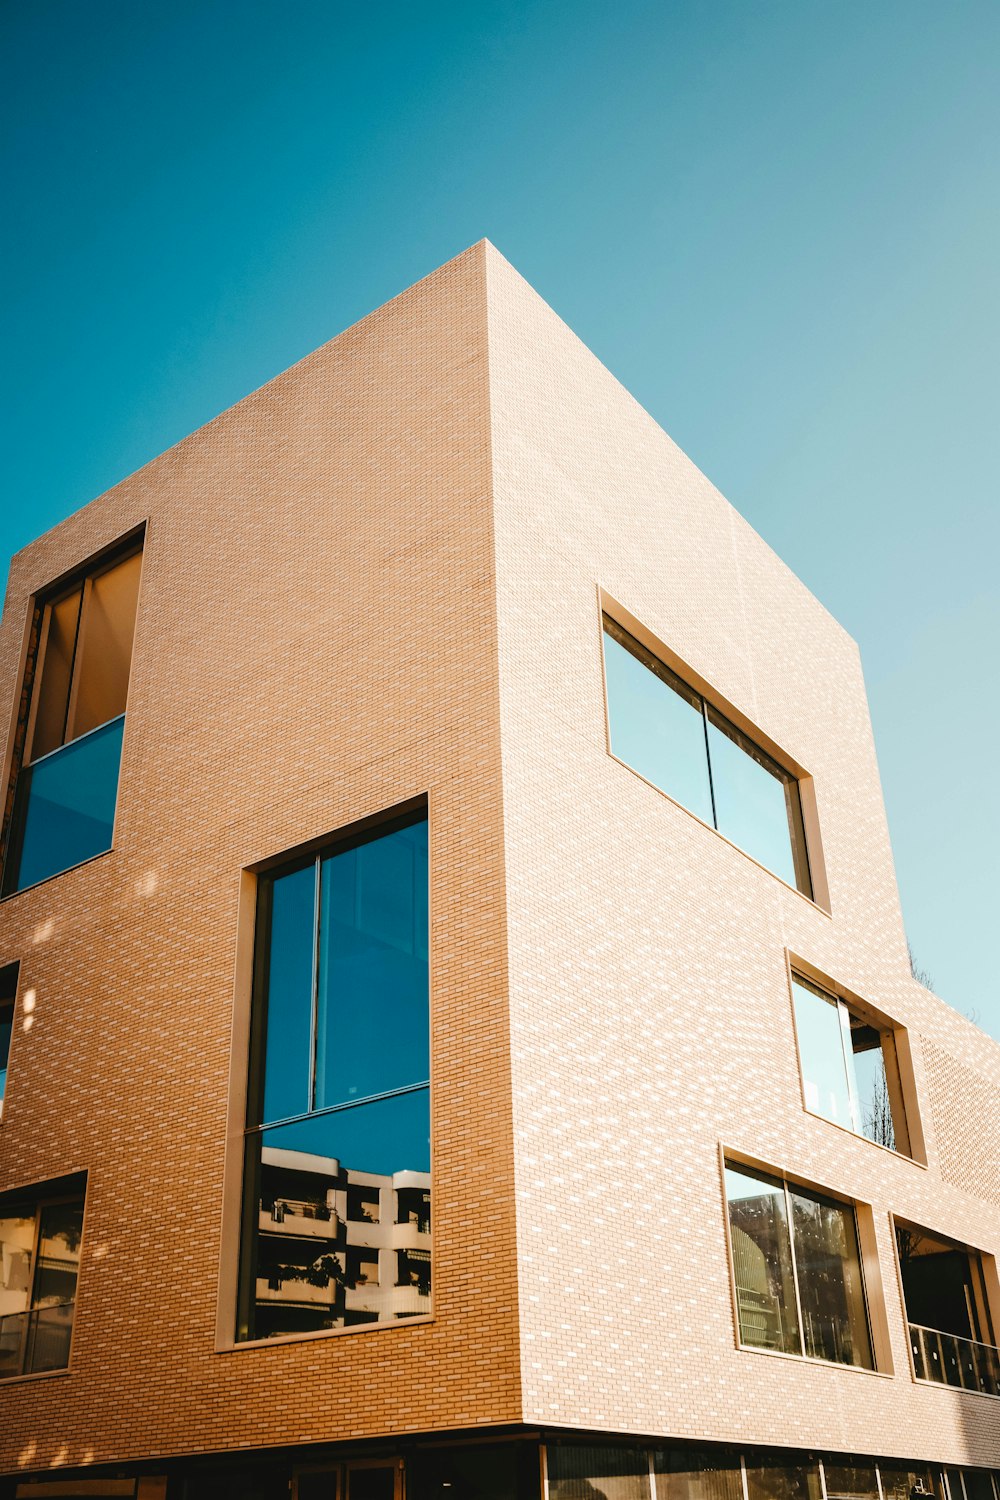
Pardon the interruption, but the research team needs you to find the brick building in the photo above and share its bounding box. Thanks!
[0,242,997,1500]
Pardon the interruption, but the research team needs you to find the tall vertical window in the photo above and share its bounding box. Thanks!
[237,810,430,1343]
[790,973,913,1156]
[602,616,812,896]
[0,1177,85,1379]
[2,539,143,895]
[724,1159,873,1369]
[0,962,17,1117]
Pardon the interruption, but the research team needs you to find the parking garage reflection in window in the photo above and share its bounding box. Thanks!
[237,812,430,1343]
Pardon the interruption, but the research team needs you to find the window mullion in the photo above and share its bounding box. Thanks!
[838,999,862,1133]
[701,698,719,829]
[784,1178,806,1356]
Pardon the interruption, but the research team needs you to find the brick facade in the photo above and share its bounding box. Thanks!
[0,242,996,1492]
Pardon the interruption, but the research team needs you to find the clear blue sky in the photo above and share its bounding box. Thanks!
[2,1,997,1038]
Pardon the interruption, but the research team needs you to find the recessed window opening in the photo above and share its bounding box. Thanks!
[602,615,812,896]
[0,1175,86,1379]
[724,1158,874,1369]
[791,973,912,1156]
[2,539,143,895]
[236,809,430,1343]
[895,1221,1000,1397]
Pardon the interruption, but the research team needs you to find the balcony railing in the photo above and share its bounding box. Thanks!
[909,1322,1000,1397]
[0,1301,75,1379]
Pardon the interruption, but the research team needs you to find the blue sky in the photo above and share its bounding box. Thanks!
[2,1,997,1038]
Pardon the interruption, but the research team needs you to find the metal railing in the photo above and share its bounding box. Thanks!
[0,1301,75,1379]
[909,1322,1000,1397]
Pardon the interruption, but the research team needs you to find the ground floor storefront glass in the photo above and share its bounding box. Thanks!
[1,1435,996,1500]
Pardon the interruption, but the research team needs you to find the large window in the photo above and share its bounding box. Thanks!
[790,973,914,1156]
[895,1220,1000,1397]
[724,1159,873,1369]
[2,539,143,895]
[602,616,811,896]
[0,1176,85,1379]
[237,810,430,1342]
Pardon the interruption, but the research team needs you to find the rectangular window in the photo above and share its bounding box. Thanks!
[237,810,430,1342]
[2,540,142,895]
[895,1220,1000,1397]
[602,616,811,895]
[724,1159,873,1369]
[0,1176,85,1379]
[791,973,914,1156]
[0,962,16,1117]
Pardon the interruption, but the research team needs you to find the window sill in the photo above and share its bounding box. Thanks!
[606,750,830,917]
[0,1364,71,1388]
[0,845,115,903]
[800,1102,928,1169]
[734,1339,891,1378]
[217,1314,434,1353]
[911,1373,1000,1401]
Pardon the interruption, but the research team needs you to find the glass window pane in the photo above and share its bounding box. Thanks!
[240,1089,430,1341]
[72,550,142,739]
[879,1466,943,1500]
[5,715,124,894]
[31,587,83,760]
[603,622,714,826]
[724,1164,800,1355]
[851,1025,896,1151]
[259,863,317,1125]
[788,1185,872,1368]
[823,1462,879,1500]
[960,1474,994,1500]
[548,1445,651,1500]
[791,978,854,1129]
[706,709,801,889]
[745,1458,821,1500]
[32,1201,83,1309]
[315,820,429,1109]
[654,1447,744,1500]
[410,1442,521,1500]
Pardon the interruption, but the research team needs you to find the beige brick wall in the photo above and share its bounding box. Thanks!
[484,244,1000,1466]
[0,244,521,1474]
[0,240,996,1481]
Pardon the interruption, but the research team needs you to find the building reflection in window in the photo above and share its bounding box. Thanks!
[237,813,429,1342]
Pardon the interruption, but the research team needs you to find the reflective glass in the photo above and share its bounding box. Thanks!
[315,821,429,1108]
[852,1028,896,1151]
[824,1465,879,1500]
[878,1465,942,1500]
[789,1185,872,1368]
[744,1458,821,1500]
[706,709,799,889]
[5,715,124,893]
[724,1164,800,1355]
[259,863,316,1125]
[603,623,714,826]
[548,1445,651,1500]
[410,1442,523,1500]
[243,1090,430,1339]
[654,1447,744,1500]
[960,1474,995,1500]
[791,978,854,1129]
